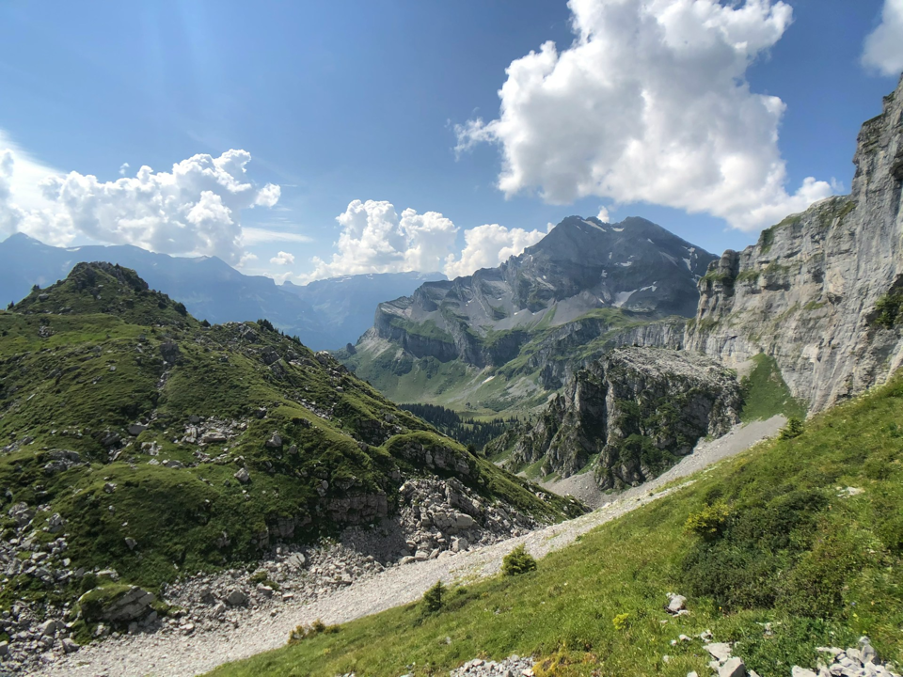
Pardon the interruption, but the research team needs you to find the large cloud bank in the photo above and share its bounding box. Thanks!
[455,0,835,232]
[862,0,904,76]
[0,144,280,264]
[305,199,546,281]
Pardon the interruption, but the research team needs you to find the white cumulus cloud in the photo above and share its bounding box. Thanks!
[454,0,834,232]
[302,199,550,282]
[119,163,130,176]
[596,206,610,223]
[270,251,296,266]
[0,137,281,264]
[444,223,547,279]
[862,0,904,76]
[305,199,459,280]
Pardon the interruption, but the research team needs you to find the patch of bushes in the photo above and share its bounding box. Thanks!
[288,619,339,645]
[502,544,537,576]
[684,501,730,540]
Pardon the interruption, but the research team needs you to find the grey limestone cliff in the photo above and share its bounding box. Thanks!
[685,81,903,412]
[489,347,740,489]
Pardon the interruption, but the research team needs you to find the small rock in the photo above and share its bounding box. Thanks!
[719,657,748,677]
[225,589,247,606]
[705,643,733,662]
[792,668,818,677]
[234,468,251,484]
[861,644,878,665]
[125,537,137,551]
[667,594,687,613]
[61,637,80,653]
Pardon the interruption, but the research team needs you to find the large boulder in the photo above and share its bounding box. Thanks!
[78,585,156,623]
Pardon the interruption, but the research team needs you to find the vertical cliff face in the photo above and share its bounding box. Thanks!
[488,347,741,488]
[685,81,903,412]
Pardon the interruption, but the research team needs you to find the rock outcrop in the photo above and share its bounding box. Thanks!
[489,347,740,489]
[685,81,903,412]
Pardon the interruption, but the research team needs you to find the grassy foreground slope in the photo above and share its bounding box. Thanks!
[212,373,903,677]
[0,263,579,610]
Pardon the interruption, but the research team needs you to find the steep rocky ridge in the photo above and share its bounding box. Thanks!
[487,347,740,489]
[685,81,903,412]
[0,262,583,647]
[340,217,714,412]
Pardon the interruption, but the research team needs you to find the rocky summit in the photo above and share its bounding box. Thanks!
[341,215,714,412]
[0,261,583,673]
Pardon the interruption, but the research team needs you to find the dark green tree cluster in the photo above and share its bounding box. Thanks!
[399,403,518,451]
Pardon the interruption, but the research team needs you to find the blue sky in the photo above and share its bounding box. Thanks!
[0,0,900,283]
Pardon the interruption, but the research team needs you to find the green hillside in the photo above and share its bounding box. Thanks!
[211,372,903,677]
[0,263,580,614]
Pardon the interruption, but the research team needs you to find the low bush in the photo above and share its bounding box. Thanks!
[502,544,537,576]
[684,500,730,540]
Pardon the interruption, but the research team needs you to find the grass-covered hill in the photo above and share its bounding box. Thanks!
[212,372,902,678]
[0,263,580,604]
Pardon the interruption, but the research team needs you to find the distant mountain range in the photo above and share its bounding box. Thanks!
[0,233,439,350]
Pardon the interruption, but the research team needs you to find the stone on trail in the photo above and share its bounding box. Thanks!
[225,589,247,606]
[61,637,80,653]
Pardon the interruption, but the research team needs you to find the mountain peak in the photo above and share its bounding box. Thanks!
[11,261,196,327]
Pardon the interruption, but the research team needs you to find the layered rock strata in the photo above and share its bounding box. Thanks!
[685,81,903,412]
[489,347,740,489]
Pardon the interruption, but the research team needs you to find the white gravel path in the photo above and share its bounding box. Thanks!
[44,416,784,678]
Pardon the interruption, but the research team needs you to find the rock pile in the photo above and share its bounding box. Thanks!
[790,638,900,677]
[451,655,535,677]
[393,477,539,565]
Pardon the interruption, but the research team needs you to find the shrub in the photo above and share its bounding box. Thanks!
[423,580,446,613]
[612,613,630,631]
[502,544,537,576]
[287,619,339,644]
[873,278,903,329]
[685,501,730,540]
[779,417,805,440]
[79,572,99,594]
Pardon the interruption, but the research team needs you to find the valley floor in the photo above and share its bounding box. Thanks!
[44,417,785,678]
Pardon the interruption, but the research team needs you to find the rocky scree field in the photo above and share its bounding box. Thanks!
[0,262,583,670]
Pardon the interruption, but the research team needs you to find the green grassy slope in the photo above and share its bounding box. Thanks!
[339,309,676,418]
[0,263,580,611]
[211,372,903,677]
